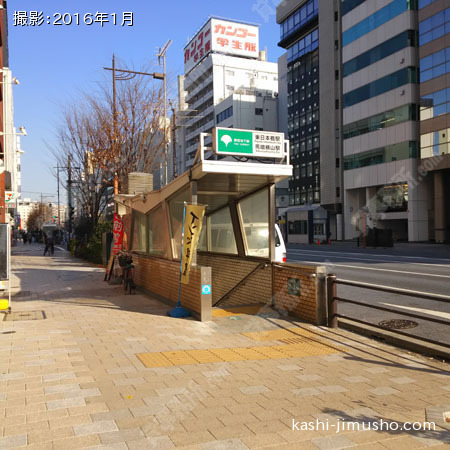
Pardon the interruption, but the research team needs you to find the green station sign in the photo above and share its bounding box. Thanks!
[213,127,285,158]
[216,129,254,154]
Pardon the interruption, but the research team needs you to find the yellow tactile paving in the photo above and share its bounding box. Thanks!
[186,350,223,363]
[212,305,265,317]
[230,347,269,360]
[136,338,340,368]
[209,347,247,361]
[136,352,172,368]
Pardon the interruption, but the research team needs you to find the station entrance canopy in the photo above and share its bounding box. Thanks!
[115,129,292,262]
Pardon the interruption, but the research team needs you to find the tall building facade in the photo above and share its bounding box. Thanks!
[277,0,343,240]
[341,0,429,242]
[418,0,450,242]
[181,18,279,171]
[0,0,9,223]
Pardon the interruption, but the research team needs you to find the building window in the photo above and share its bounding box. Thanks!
[336,187,340,198]
[210,207,237,254]
[226,85,234,91]
[335,70,339,80]
[335,99,339,109]
[420,87,450,121]
[419,8,450,45]
[343,0,415,47]
[287,28,319,63]
[420,48,450,83]
[344,141,418,170]
[420,128,450,158]
[418,0,434,8]
[342,0,365,16]
[255,108,264,115]
[280,0,318,41]
[343,30,416,78]
[314,223,324,235]
[289,220,308,235]
[343,67,418,108]
[336,158,340,168]
[216,106,233,124]
[226,70,235,76]
[334,11,339,21]
[343,104,418,139]
[132,211,147,253]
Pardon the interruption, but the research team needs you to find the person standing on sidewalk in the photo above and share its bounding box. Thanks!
[43,234,54,256]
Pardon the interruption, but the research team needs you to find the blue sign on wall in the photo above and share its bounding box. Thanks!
[202,284,211,295]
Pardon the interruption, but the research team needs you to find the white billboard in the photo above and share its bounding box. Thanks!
[184,18,259,74]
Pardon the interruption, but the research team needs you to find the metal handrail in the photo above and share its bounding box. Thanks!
[335,297,450,326]
[336,278,450,303]
[336,315,450,349]
[327,274,450,349]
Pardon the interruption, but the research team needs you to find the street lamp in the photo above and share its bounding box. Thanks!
[103,44,171,192]
[158,40,172,186]
[104,58,168,195]
[0,77,19,85]
[0,126,26,136]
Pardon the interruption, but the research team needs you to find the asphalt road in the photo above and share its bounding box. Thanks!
[287,243,450,346]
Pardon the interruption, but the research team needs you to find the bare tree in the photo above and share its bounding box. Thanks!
[54,64,166,233]
[26,204,45,231]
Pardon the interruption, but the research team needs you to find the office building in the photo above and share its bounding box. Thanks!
[214,92,278,131]
[181,17,279,170]
[418,0,450,242]
[341,0,429,242]
[277,0,343,243]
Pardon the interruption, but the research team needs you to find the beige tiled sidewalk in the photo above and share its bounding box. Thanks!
[0,244,449,449]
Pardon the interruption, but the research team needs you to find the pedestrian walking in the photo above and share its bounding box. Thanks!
[43,235,54,256]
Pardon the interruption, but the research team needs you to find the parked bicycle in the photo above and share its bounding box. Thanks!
[117,252,136,294]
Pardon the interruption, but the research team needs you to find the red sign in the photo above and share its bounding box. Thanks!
[184,18,259,74]
[112,213,124,255]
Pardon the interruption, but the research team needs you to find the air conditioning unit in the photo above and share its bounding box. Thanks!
[128,172,153,195]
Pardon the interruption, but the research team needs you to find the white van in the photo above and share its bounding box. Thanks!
[205,222,286,262]
[243,223,286,263]
[275,223,287,263]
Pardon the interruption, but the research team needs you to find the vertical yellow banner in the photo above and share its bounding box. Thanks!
[181,204,206,284]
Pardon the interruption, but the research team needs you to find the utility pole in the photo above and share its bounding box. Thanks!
[170,102,177,179]
[158,40,172,186]
[56,164,60,226]
[104,55,167,195]
[67,154,72,237]
[40,193,43,228]
[112,54,118,196]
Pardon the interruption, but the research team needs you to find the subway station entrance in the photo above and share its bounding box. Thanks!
[114,130,327,323]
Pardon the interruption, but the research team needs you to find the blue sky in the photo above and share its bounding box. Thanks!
[9,1,284,202]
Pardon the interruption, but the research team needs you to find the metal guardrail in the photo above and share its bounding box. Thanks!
[326,274,450,349]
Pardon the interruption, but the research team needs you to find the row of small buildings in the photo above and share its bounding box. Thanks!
[0,1,24,228]
[167,0,449,243]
